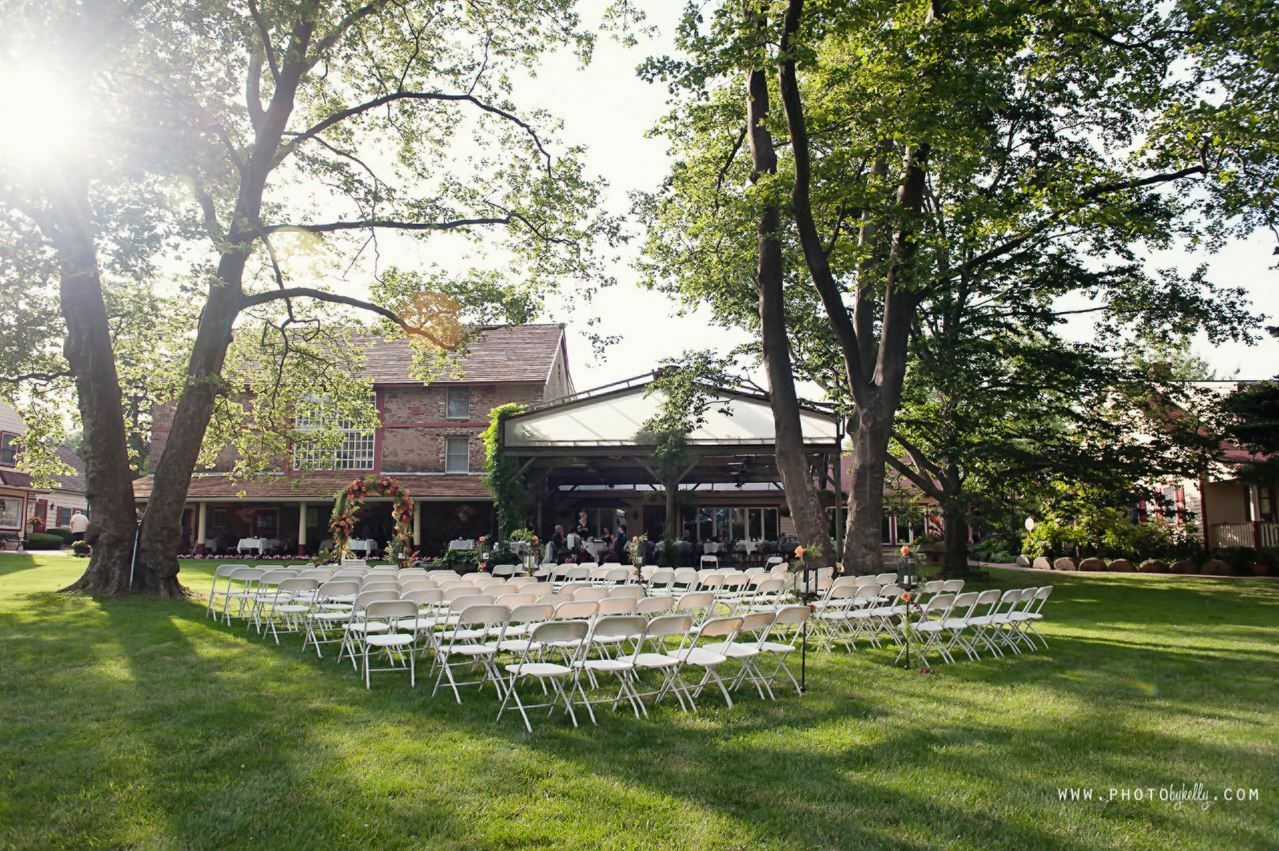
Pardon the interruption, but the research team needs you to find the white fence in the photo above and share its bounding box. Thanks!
[1211,522,1279,549]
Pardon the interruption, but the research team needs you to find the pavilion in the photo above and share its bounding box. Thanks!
[500,374,845,551]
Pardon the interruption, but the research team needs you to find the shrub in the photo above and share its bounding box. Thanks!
[24,532,64,550]
[71,540,90,557]
[508,528,536,543]
[1215,546,1256,575]
[46,527,74,544]
[658,536,680,568]
[440,548,480,573]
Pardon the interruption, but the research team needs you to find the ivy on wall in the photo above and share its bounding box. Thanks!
[483,402,529,539]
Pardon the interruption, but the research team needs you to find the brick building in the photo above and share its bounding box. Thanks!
[132,324,572,556]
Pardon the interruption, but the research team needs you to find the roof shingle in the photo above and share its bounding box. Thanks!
[360,324,564,385]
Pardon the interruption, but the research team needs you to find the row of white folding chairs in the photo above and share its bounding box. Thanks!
[315,590,812,728]
[904,586,1053,665]
[807,577,965,651]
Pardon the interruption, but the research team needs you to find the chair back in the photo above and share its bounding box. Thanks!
[401,588,443,607]
[596,597,637,616]
[529,620,590,646]
[636,596,671,616]
[771,604,810,627]
[644,614,694,639]
[592,614,646,640]
[553,600,598,621]
[941,579,965,593]
[366,600,418,623]
[607,585,643,599]
[572,587,608,602]
[457,604,509,628]
[695,615,742,640]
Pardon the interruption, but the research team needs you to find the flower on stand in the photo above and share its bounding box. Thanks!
[900,545,911,557]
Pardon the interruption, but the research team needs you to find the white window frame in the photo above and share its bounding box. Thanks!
[293,396,376,471]
[446,386,470,421]
[445,436,470,473]
[0,432,17,467]
[0,496,22,530]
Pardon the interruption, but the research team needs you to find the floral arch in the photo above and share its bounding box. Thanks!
[329,475,414,561]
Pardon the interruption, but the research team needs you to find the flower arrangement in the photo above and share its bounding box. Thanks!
[329,475,414,563]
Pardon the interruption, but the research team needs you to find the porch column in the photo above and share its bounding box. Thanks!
[195,502,208,554]
[297,502,308,555]
[412,501,422,547]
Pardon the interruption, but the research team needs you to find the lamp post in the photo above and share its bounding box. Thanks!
[896,545,919,670]
[796,545,815,693]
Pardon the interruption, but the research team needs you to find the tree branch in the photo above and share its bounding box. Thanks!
[887,453,942,500]
[277,90,553,175]
[240,287,455,349]
[259,215,510,236]
[777,0,870,404]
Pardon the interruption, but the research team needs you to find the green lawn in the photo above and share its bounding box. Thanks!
[1,555,1275,850]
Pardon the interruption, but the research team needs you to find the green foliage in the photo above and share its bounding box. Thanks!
[70,540,90,557]
[439,549,481,573]
[23,532,64,550]
[1022,511,1200,562]
[483,403,529,540]
[45,527,74,544]
[657,536,680,568]
[508,528,537,543]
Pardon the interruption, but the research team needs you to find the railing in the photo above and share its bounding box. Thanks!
[1211,522,1279,549]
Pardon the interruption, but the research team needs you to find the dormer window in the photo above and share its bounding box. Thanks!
[446,386,469,420]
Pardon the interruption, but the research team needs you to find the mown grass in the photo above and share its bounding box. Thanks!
[0,554,1276,850]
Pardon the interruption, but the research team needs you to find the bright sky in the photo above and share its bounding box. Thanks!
[497,4,1279,390]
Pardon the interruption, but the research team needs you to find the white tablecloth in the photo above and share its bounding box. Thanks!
[348,538,377,554]
[236,537,262,555]
[702,542,720,554]
[735,539,762,556]
[448,539,476,551]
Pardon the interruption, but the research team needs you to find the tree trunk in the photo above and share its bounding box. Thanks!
[744,62,835,565]
[134,261,244,583]
[135,40,312,578]
[663,475,679,540]
[842,403,892,573]
[45,176,179,596]
[941,491,970,578]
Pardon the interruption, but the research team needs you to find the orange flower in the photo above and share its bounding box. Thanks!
[900,545,911,557]
[901,592,912,602]
[795,545,806,558]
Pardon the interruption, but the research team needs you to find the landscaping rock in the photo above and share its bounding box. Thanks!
[1108,558,1135,572]
[1016,554,1031,568]
[1169,559,1195,574]
[1200,558,1232,576]
[1053,557,1078,571]
[1078,557,1106,572]
[1032,556,1052,571]
[1138,559,1169,573]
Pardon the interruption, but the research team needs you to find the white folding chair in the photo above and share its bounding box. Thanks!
[206,564,248,619]
[432,604,510,703]
[362,600,419,688]
[666,616,743,709]
[497,620,594,732]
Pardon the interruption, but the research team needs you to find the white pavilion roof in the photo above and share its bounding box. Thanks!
[504,378,837,450]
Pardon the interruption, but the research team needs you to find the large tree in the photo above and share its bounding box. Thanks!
[0,0,613,595]
[640,0,1278,571]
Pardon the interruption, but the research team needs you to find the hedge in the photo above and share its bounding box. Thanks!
[24,532,65,550]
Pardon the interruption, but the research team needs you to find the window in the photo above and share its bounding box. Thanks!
[56,507,72,527]
[0,433,17,466]
[445,437,470,473]
[293,397,376,471]
[0,497,21,530]
[446,386,470,420]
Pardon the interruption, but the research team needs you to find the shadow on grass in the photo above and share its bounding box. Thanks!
[3,571,1277,849]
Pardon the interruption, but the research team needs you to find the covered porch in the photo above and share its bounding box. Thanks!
[500,374,843,565]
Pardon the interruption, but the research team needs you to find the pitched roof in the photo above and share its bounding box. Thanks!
[0,445,86,494]
[52,445,87,493]
[132,472,492,501]
[360,324,566,385]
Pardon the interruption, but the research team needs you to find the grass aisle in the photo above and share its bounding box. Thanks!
[0,555,1276,850]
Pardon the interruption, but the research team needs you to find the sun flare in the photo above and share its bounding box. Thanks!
[0,63,86,166]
